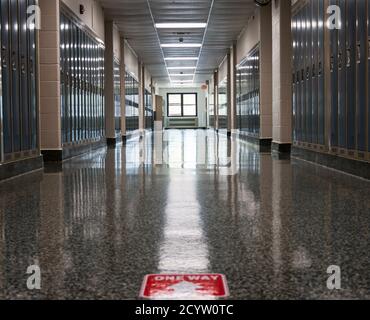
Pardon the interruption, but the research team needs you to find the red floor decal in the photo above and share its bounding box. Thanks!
[140,274,229,299]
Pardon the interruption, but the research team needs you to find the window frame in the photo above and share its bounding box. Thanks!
[167,93,198,118]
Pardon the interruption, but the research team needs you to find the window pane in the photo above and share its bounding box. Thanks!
[168,94,182,116]
[169,105,182,117]
[169,94,181,104]
[183,105,196,116]
[183,94,196,105]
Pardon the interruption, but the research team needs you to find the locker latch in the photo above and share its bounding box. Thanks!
[330,55,334,72]
[346,48,351,67]
[312,64,316,78]
[1,46,7,68]
[338,51,343,70]
[356,42,361,63]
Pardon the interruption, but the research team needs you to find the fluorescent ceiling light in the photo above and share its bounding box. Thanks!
[167,66,196,70]
[171,80,193,83]
[164,57,198,61]
[161,43,202,48]
[156,23,207,29]
[169,74,194,76]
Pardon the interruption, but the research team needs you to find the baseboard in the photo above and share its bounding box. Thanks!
[0,155,43,182]
[292,146,370,180]
[42,138,106,162]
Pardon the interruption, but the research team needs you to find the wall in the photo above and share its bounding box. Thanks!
[61,0,105,41]
[218,55,228,84]
[236,8,260,65]
[124,41,139,80]
[144,68,152,91]
[113,24,121,61]
[158,87,207,128]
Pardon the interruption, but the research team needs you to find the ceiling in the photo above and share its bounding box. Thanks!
[99,0,256,87]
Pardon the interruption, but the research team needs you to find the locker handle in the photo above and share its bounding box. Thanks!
[330,55,334,72]
[21,55,26,75]
[318,62,322,76]
[301,69,304,82]
[346,48,351,67]
[312,64,316,78]
[1,47,7,68]
[356,43,361,63]
[30,58,34,75]
[368,39,370,59]
[11,52,17,71]
[306,67,310,80]
[338,51,343,70]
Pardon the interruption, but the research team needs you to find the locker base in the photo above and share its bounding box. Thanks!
[237,133,272,153]
[107,137,118,147]
[42,138,106,162]
[292,147,370,180]
[272,142,292,154]
[0,155,43,182]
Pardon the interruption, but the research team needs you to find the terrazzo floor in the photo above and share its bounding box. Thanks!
[0,129,369,300]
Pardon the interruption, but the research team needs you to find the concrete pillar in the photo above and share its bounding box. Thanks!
[260,4,273,142]
[120,38,127,140]
[230,44,237,134]
[104,21,116,145]
[39,0,62,158]
[227,50,232,135]
[139,63,145,133]
[214,71,219,131]
[271,0,293,153]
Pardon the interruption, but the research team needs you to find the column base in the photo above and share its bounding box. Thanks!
[272,142,291,160]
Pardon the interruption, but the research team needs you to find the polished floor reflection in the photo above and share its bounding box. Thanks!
[0,129,369,299]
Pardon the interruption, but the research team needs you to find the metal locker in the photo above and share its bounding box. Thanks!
[338,0,347,149]
[76,28,81,142]
[82,32,86,140]
[305,2,312,143]
[60,14,65,144]
[29,0,37,150]
[368,0,370,153]
[67,17,72,143]
[317,0,325,145]
[296,10,302,143]
[71,23,76,142]
[330,0,338,148]
[356,0,367,152]
[93,43,97,138]
[1,0,12,154]
[301,7,306,143]
[311,0,319,145]
[11,0,21,152]
[346,0,357,150]
[19,0,30,151]
[292,13,297,142]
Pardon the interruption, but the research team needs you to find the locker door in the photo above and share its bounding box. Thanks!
[72,24,77,142]
[338,0,347,148]
[292,14,296,141]
[301,7,306,142]
[82,32,86,140]
[28,0,37,150]
[356,0,367,152]
[318,0,325,145]
[311,0,318,145]
[330,0,338,148]
[346,0,357,150]
[67,17,72,143]
[368,0,370,153]
[11,0,21,152]
[1,0,12,154]
[296,10,302,142]
[60,14,65,144]
[19,0,29,151]
[305,3,312,143]
[76,28,81,142]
